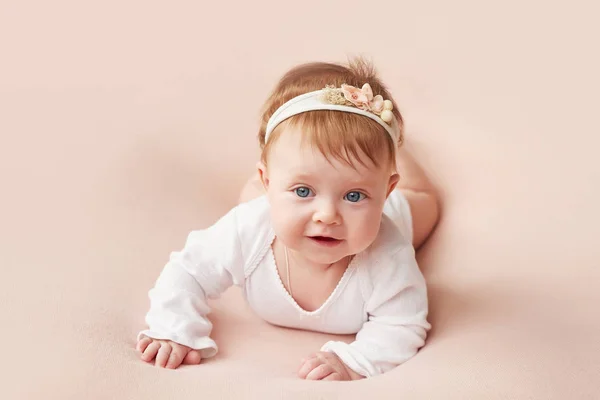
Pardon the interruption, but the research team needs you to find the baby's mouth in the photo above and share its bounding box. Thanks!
[308,236,343,246]
[312,236,337,241]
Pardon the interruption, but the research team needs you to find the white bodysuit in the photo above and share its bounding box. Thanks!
[139,191,431,377]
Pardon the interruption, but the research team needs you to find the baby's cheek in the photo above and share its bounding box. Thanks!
[271,209,302,242]
[270,215,288,238]
[353,214,381,246]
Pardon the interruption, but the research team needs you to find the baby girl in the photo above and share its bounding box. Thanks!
[136,58,440,380]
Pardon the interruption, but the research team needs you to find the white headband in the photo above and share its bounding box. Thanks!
[265,84,401,145]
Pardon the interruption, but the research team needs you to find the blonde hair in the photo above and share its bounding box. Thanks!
[258,57,403,170]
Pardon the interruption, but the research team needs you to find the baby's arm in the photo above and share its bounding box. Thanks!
[137,207,246,368]
[394,146,440,249]
[318,246,430,378]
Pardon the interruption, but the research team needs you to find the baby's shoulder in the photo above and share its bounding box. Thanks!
[356,215,418,289]
[368,214,413,259]
[232,195,274,267]
[233,195,271,227]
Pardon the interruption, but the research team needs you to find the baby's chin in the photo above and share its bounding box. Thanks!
[303,250,354,266]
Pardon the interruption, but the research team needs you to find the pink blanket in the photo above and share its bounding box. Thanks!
[1,1,599,398]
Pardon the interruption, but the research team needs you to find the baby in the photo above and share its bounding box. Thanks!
[136,58,440,380]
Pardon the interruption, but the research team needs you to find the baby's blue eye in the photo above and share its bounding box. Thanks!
[295,187,312,198]
[344,191,365,203]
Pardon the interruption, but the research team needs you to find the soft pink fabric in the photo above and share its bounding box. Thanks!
[1,1,599,398]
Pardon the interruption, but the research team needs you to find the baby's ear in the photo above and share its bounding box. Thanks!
[386,172,400,197]
[257,161,269,189]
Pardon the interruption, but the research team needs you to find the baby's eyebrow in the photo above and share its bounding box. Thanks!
[288,172,317,181]
[345,183,376,192]
[288,173,375,189]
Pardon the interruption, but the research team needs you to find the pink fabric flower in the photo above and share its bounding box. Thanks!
[341,84,371,109]
[341,83,384,114]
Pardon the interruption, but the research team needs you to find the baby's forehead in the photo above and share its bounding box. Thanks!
[273,137,374,167]
[273,154,385,185]
[274,149,371,172]
[265,123,393,176]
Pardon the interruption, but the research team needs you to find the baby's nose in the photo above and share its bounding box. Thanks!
[312,201,341,225]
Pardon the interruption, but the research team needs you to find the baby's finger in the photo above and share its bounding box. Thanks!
[136,337,152,353]
[141,341,161,362]
[155,342,172,368]
[306,363,335,381]
[165,347,186,369]
[322,372,342,381]
[299,353,318,365]
[182,350,202,365]
[298,357,323,379]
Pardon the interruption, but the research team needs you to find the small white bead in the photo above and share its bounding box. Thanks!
[381,110,393,123]
[383,100,393,111]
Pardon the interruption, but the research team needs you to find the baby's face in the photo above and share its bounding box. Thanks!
[260,126,397,265]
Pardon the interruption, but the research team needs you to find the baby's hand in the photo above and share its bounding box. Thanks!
[136,335,202,369]
[298,351,364,381]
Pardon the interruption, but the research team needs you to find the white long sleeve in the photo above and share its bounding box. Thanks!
[138,206,246,358]
[321,244,431,377]
[137,193,430,371]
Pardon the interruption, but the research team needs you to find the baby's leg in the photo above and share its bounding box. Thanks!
[238,172,265,204]
[395,146,440,249]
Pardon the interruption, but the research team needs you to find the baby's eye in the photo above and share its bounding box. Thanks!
[294,187,313,198]
[344,191,366,203]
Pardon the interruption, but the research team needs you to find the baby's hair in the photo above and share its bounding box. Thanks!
[258,57,403,171]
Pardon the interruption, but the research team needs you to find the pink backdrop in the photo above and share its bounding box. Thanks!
[1,1,599,398]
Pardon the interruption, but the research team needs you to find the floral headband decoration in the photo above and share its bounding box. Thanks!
[265,83,400,145]
[321,83,395,124]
